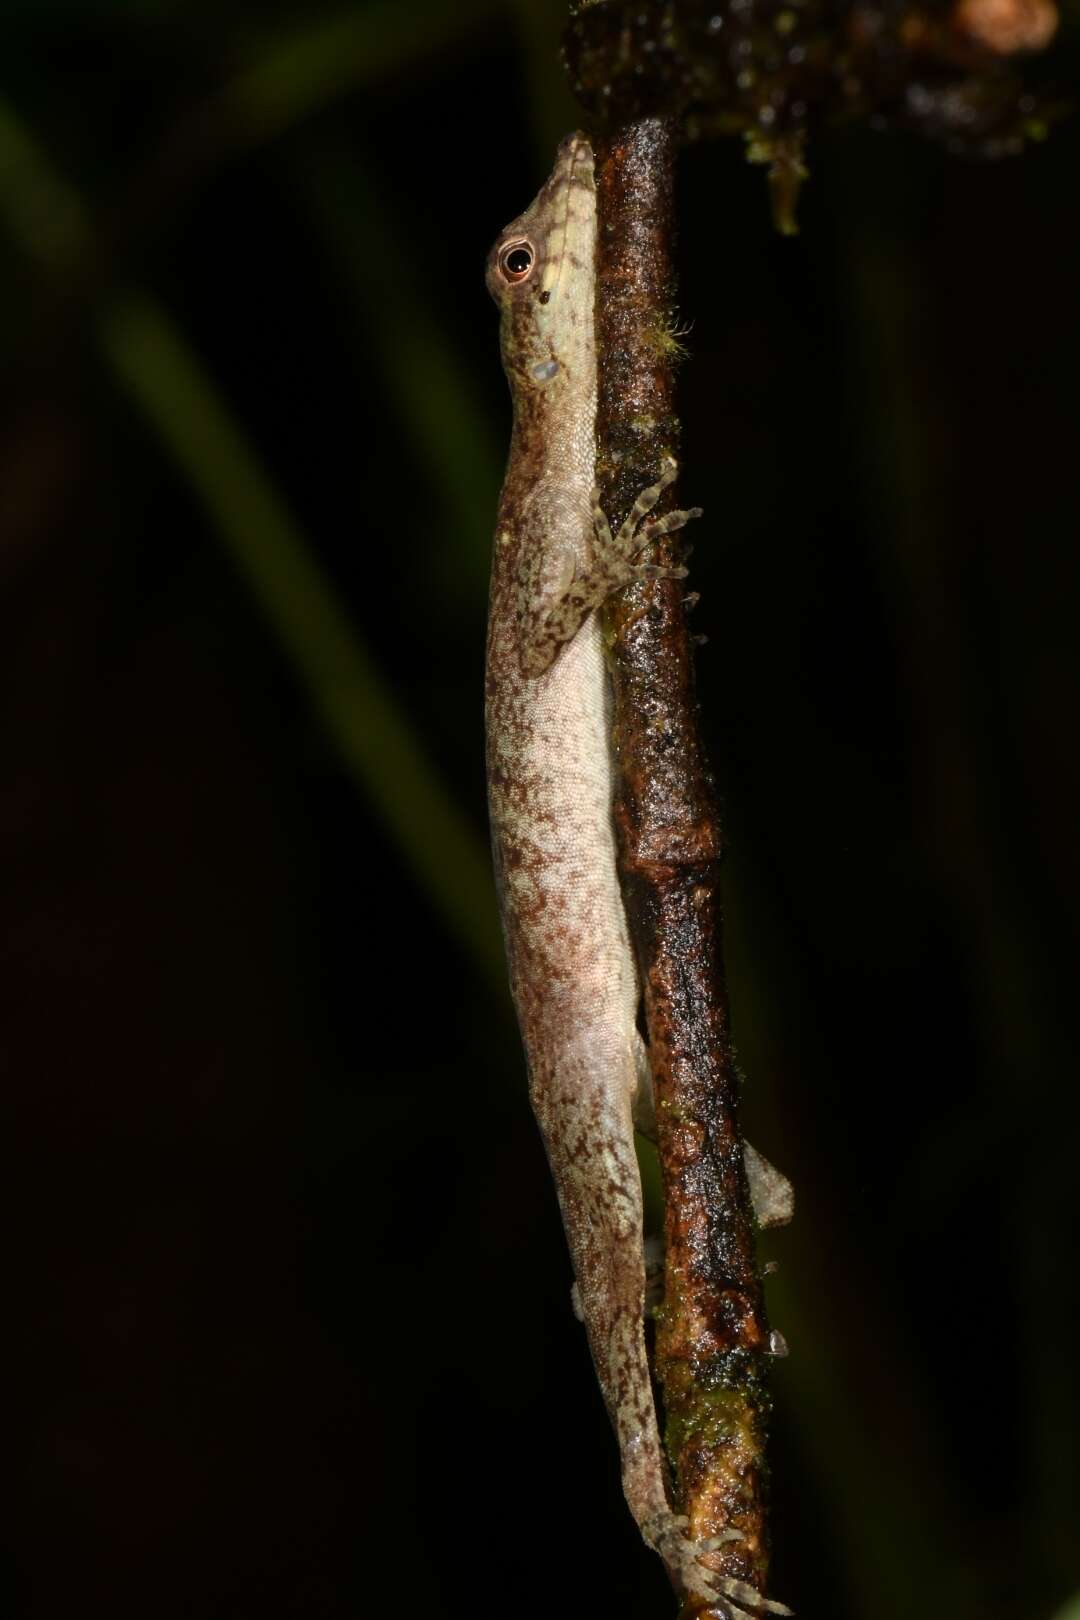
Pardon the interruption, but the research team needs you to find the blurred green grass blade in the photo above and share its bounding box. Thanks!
[1051,1597,1080,1620]
[0,96,91,268]
[226,0,504,149]
[0,95,504,987]
[101,296,502,984]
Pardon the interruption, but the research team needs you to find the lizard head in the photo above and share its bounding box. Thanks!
[485,132,596,402]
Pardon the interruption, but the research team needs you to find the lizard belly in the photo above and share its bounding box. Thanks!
[486,600,649,1429]
[487,609,640,1100]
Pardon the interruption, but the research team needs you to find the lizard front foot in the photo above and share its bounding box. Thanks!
[591,454,702,586]
[642,1512,793,1619]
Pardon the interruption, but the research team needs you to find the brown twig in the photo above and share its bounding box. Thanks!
[569,0,1063,1610]
[592,117,776,1614]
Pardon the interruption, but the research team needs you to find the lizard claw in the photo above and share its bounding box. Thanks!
[714,1576,795,1616]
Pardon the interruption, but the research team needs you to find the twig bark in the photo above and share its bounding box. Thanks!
[593,118,776,1612]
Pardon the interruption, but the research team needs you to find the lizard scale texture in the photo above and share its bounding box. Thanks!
[484,132,729,1607]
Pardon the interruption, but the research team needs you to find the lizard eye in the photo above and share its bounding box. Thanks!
[499,240,534,282]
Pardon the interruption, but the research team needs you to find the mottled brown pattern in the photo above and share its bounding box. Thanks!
[484,134,774,1612]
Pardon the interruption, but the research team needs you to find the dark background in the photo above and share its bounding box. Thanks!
[3,2,1078,1617]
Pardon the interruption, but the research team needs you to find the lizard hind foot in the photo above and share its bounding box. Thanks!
[642,1513,794,1620]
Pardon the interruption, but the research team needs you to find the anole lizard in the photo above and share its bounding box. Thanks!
[485,132,792,1613]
